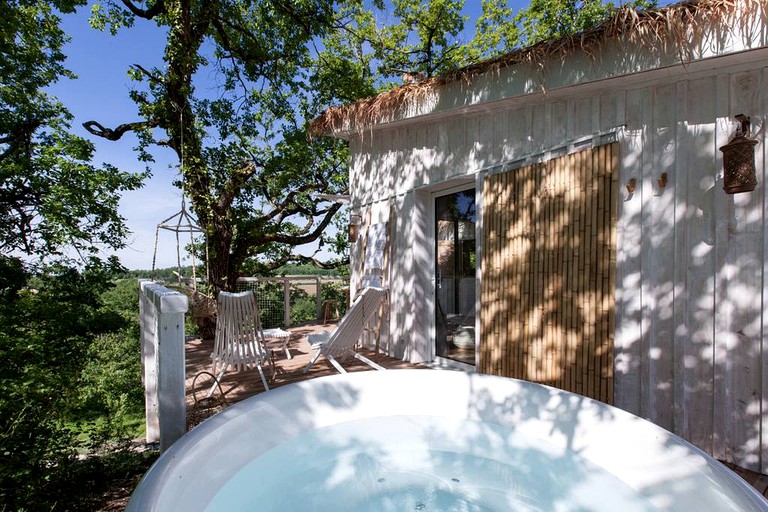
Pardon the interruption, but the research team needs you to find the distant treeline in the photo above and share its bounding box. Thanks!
[122,263,348,279]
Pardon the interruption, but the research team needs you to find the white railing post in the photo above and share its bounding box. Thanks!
[139,281,188,451]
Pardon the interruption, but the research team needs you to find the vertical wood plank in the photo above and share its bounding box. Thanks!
[555,156,567,391]
[645,84,677,430]
[477,113,494,170]
[500,171,510,377]
[614,88,645,416]
[714,70,764,470]
[685,76,718,454]
[713,73,732,463]
[573,96,594,140]
[492,173,501,374]
[493,109,507,166]
[568,151,580,395]
[672,81,690,440]
[761,66,768,475]
[608,142,619,404]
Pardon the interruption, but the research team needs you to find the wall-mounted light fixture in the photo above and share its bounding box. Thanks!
[348,214,362,242]
[720,114,758,194]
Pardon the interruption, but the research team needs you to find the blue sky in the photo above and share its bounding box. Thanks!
[50,1,521,270]
[55,7,178,270]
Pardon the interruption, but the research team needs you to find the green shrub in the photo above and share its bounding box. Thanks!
[77,325,145,446]
[101,278,140,322]
[0,260,126,509]
[290,290,317,324]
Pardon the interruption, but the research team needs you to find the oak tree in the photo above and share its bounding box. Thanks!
[86,0,352,292]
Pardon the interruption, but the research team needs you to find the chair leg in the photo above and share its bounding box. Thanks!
[257,364,270,392]
[282,341,291,359]
[303,349,322,373]
[326,354,348,374]
[353,352,386,371]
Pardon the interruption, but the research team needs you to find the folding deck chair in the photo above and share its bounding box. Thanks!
[304,286,388,374]
[211,290,274,392]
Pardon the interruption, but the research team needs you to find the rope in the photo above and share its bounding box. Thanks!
[175,228,182,285]
[188,371,227,429]
[177,108,184,286]
[151,225,160,281]
[148,102,212,291]
[189,228,198,291]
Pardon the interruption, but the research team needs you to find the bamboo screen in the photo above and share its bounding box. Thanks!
[480,142,618,403]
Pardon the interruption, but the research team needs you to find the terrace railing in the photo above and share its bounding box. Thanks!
[139,280,187,451]
[235,276,349,329]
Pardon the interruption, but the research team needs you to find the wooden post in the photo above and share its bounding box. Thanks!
[283,278,291,327]
[139,281,188,452]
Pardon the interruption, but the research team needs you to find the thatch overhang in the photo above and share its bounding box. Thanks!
[310,0,767,138]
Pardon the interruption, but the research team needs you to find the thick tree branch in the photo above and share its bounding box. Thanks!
[131,63,164,85]
[270,0,316,40]
[215,160,260,212]
[291,253,350,270]
[263,201,343,246]
[120,0,165,19]
[212,15,305,67]
[82,120,153,141]
[260,180,327,225]
[0,119,42,162]
[191,0,218,42]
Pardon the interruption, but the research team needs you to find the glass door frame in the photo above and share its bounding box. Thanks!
[429,182,479,371]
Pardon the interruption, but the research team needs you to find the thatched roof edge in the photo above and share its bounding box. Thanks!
[310,0,766,136]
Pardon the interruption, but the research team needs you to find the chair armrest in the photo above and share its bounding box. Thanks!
[307,331,331,348]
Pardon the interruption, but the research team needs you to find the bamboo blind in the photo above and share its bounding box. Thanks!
[480,142,618,403]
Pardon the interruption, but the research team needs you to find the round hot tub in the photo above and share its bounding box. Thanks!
[127,369,768,511]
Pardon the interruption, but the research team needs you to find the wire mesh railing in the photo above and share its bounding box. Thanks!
[235,276,349,329]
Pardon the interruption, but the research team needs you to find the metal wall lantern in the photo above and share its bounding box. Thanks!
[720,114,758,194]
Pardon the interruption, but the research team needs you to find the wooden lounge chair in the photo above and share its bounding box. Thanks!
[304,286,388,374]
[211,290,273,392]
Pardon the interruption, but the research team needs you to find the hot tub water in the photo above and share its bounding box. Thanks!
[127,370,768,511]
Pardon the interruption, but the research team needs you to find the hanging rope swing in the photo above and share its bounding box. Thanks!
[150,106,217,331]
[150,194,216,317]
[151,195,205,285]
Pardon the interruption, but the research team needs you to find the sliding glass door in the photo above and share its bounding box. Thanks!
[435,189,476,365]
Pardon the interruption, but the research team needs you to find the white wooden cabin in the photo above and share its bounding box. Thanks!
[312,0,768,472]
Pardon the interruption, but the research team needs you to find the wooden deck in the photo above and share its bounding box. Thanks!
[184,321,422,425]
[183,321,768,502]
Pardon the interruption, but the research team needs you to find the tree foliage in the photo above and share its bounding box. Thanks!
[318,0,471,89]
[0,259,134,508]
[369,0,469,79]
[1,0,144,260]
[467,0,657,59]
[516,0,617,46]
[0,1,145,508]
[86,0,354,292]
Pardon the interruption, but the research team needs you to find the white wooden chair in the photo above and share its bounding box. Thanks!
[211,290,273,392]
[304,287,388,374]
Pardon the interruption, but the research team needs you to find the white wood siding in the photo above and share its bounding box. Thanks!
[349,58,768,472]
